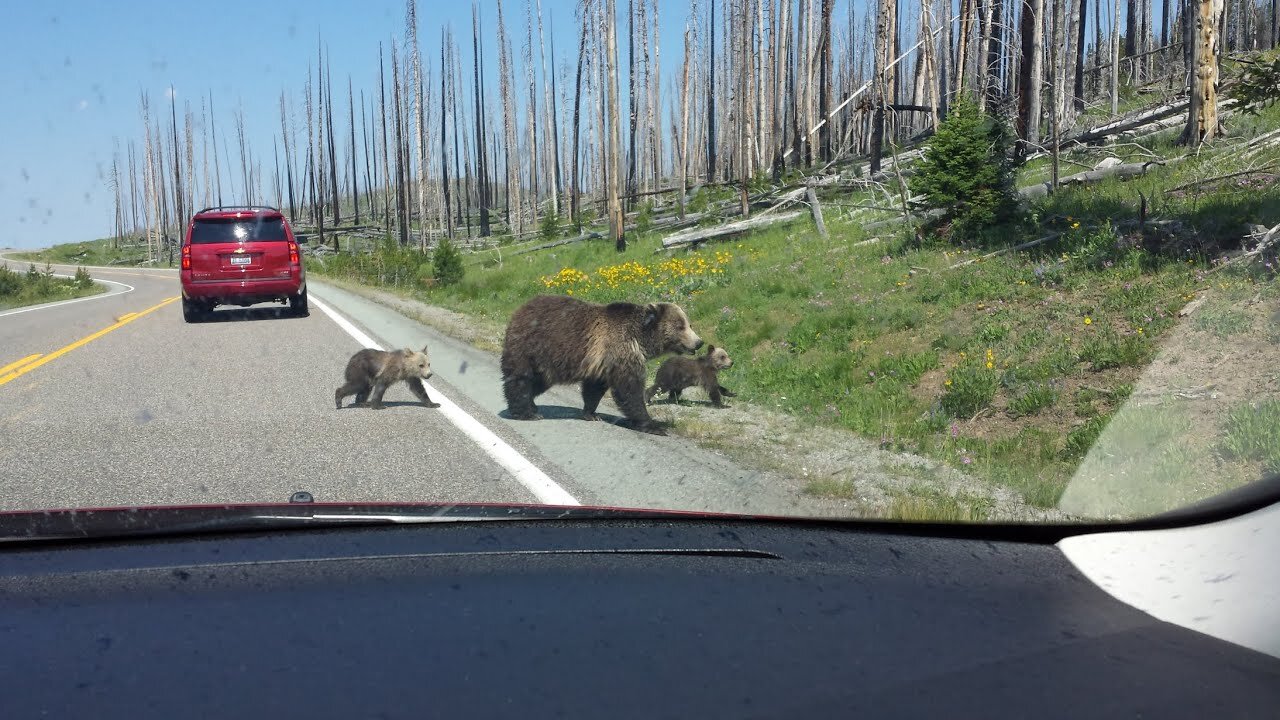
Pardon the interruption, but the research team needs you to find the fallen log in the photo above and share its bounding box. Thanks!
[1168,165,1277,193]
[1019,158,1180,198]
[947,233,1063,269]
[755,187,808,218]
[507,231,604,257]
[661,211,805,249]
[1064,100,1187,145]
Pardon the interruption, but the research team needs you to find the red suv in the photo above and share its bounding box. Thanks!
[179,206,307,322]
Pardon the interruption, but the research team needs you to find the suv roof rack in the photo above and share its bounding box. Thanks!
[194,205,281,215]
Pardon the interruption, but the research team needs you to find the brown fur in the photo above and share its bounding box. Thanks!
[335,346,440,410]
[500,294,703,435]
[646,345,736,407]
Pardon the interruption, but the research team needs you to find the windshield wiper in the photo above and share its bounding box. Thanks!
[0,496,752,544]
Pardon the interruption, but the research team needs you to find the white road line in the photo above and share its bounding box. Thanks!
[0,275,135,318]
[310,294,581,507]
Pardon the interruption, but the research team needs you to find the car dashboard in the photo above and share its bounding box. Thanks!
[1,516,1277,718]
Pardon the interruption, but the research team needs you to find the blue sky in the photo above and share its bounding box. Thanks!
[1,0,713,249]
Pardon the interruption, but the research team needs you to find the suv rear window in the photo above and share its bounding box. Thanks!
[190,217,288,244]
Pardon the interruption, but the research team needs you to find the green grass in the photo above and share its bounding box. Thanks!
[0,263,102,310]
[885,483,996,522]
[1009,382,1060,418]
[1222,400,1280,475]
[1193,305,1253,339]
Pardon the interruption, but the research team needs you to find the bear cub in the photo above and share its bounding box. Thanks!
[335,346,441,410]
[646,345,736,407]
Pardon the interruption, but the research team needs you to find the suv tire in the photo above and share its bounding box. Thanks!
[182,298,205,323]
[289,288,309,317]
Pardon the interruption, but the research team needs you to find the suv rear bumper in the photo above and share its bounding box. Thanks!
[182,277,304,306]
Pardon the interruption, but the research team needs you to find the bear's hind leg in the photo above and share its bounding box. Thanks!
[335,381,368,409]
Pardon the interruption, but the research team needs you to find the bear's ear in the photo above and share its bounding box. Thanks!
[643,304,661,329]
[706,344,716,354]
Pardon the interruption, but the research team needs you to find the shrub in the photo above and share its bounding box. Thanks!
[74,266,93,289]
[1063,415,1109,459]
[911,94,1018,239]
[432,236,465,287]
[0,266,21,296]
[539,211,560,241]
[1009,383,1059,418]
[635,201,655,234]
[941,364,999,418]
[1079,329,1149,371]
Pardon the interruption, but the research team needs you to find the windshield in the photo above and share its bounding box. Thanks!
[190,218,288,244]
[1,0,1277,536]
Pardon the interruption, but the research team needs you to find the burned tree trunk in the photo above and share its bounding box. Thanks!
[1017,0,1045,153]
[473,5,492,237]
[605,0,626,250]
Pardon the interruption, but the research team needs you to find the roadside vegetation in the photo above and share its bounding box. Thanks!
[0,263,101,310]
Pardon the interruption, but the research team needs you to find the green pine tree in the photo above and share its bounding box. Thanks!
[432,236,465,287]
[912,94,1018,239]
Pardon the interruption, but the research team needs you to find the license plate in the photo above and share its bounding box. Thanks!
[230,255,252,266]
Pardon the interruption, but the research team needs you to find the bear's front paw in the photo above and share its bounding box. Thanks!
[582,411,601,421]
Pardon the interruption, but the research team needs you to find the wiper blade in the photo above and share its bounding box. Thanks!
[0,501,748,544]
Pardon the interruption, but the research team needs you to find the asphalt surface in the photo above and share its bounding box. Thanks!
[0,252,804,515]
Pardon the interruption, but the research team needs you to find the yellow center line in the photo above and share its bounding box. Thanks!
[0,296,179,387]
[0,354,43,376]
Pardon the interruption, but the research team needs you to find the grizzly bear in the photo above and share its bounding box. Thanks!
[500,294,703,435]
[645,345,736,407]
[335,346,441,410]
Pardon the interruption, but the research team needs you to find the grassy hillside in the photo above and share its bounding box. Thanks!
[13,238,177,268]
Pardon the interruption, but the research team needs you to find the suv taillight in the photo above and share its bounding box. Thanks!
[181,245,191,269]
[288,241,299,265]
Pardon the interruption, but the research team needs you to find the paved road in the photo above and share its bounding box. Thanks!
[0,253,811,515]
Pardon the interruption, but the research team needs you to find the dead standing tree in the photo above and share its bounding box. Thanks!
[605,0,626,250]
[497,0,524,236]
[472,5,493,237]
